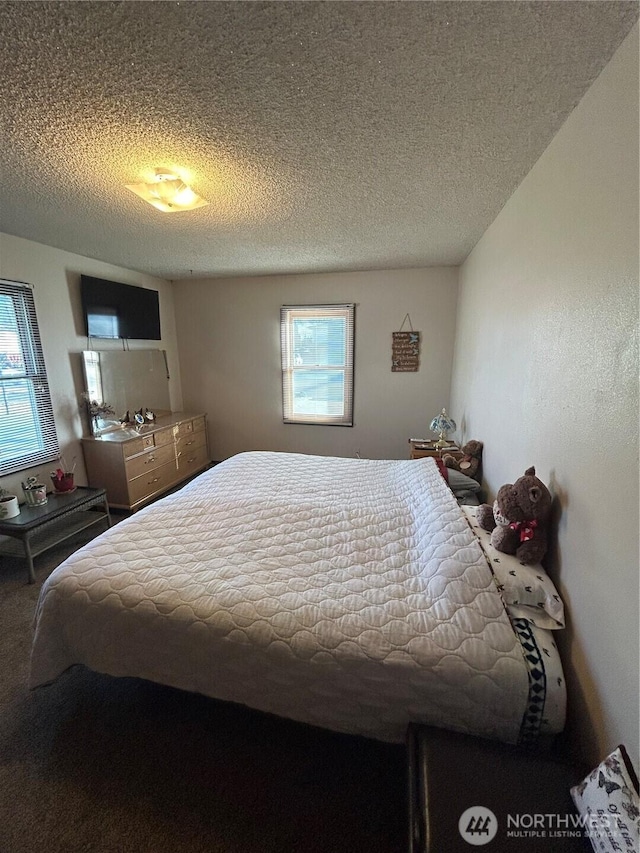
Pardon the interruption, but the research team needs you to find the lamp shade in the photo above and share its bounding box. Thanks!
[429,408,457,446]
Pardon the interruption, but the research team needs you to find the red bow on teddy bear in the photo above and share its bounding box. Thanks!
[509,519,538,542]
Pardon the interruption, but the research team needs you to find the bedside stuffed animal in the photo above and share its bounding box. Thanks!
[476,466,552,564]
[443,439,483,482]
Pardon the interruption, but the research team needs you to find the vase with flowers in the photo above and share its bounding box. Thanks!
[50,455,77,493]
[82,393,116,436]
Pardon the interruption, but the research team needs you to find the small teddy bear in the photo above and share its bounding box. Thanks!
[443,439,483,482]
[476,466,552,564]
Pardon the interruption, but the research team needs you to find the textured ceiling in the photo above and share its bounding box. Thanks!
[0,2,637,281]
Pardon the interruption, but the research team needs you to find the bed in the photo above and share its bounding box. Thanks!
[30,452,566,744]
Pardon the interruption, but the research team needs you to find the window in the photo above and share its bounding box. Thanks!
[281,304,355,426]
[0,280,59,475]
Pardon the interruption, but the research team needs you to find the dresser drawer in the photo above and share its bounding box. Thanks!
[175,429,207,455]
[125,441,176,481]
[122,434,155,458]
[176,419,197,438]
[176,444,208,475]
[153,426,177,447]
[127,460,178,506]
[192,416,206,433]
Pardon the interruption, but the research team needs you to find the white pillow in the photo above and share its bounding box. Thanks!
[462,505,565,630]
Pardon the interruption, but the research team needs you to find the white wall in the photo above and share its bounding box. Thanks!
[450,26,639,766]
[0,233,181,496]
[174,267,458,461]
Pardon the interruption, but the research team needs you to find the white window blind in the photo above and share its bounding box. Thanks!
[0,280,60,475]
[281,304,355,426]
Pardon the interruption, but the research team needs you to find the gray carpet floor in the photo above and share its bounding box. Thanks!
[0,529,406,853]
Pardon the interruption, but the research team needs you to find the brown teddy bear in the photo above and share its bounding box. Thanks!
[443,439,483,482]
[476,466,552,564]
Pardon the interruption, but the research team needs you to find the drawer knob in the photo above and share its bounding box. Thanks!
[149,477,160,484]
[146,456,156,464]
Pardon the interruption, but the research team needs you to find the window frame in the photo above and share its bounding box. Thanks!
[0,279,60,476]
[280,303,355,427]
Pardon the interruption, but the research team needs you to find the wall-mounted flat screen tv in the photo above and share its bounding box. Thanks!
[80,275,161,340]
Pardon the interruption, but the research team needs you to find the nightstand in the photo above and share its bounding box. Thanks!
[408,440,464,462]
[407,725,590,853]
[0,487,111,584]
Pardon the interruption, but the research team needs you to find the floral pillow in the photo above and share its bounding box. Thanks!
[462,506,565,630]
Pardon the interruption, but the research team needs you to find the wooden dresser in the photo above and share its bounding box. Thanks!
[82,412,209,511]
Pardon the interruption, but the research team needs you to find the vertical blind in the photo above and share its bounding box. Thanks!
[281,304,355,426]
[0,280,60,475]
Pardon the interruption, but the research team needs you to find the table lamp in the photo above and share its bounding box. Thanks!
[429,408,457,449]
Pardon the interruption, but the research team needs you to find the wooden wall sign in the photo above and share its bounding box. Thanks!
[392,319,421,372]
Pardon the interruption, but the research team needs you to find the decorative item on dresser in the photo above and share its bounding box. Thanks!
[81,412,209,511]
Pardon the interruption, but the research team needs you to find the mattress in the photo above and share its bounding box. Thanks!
[30,451,566,744]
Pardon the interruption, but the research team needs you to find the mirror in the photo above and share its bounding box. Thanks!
[82,349,171,435]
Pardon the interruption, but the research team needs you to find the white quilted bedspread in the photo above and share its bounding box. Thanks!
[31,452,530,743]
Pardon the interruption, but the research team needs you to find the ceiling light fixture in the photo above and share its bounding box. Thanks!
[125,168,209,213]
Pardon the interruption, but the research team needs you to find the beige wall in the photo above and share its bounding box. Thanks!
[450,26,639,766]
[0,233,182,496]
[174,267,458,461]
